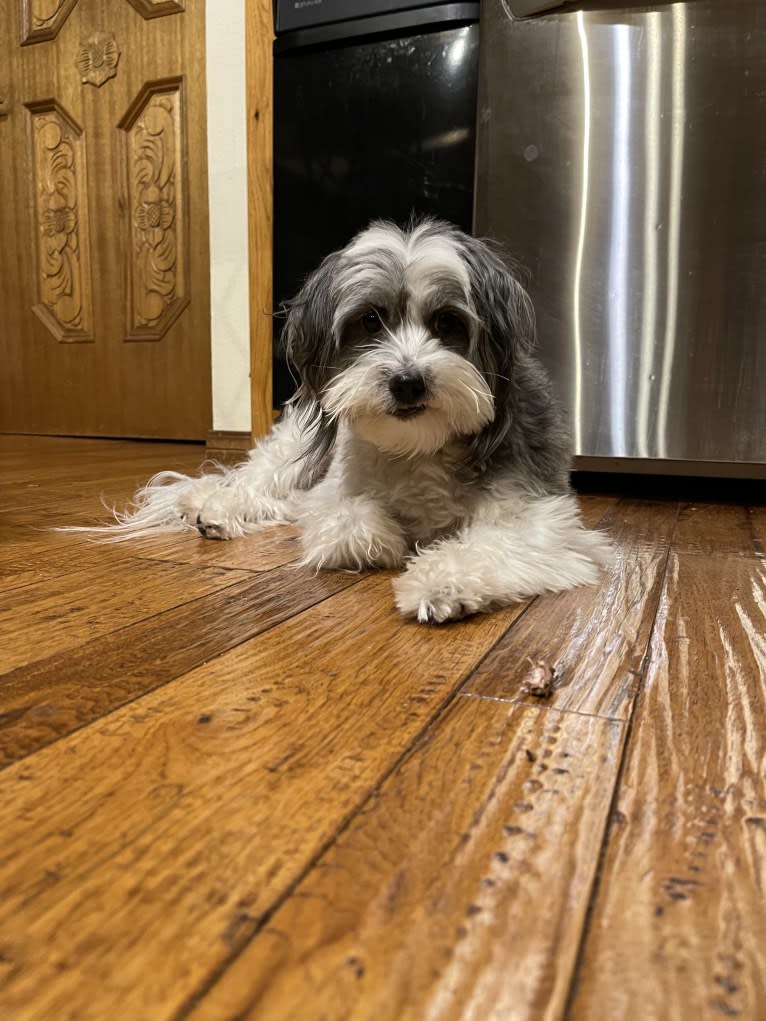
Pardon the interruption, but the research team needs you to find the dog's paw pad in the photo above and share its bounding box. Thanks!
[393,573,474,624]
[416,598,467,625]
[196,514,234,541]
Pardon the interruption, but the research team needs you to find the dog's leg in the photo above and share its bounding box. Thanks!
[190,409,320,539]
[392,494,613,623]
[97,409,310,541]
[295,480,408,571]
[193,413,310,539]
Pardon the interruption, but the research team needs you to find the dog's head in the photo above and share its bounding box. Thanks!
[283,218,539,468]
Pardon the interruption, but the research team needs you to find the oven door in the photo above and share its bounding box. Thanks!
[273,4,480,407]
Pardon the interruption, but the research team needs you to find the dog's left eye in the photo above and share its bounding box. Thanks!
[433,310,463,335]
[362,310,383,335]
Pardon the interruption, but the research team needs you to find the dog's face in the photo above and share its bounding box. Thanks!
[284,219,536,461]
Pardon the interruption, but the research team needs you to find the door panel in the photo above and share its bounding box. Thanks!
[0,0,211,439]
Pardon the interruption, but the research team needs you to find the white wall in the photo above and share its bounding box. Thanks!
[205,0,252,433]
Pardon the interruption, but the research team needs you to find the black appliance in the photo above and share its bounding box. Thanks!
[272,1,480,406]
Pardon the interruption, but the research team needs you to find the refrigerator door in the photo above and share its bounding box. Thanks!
[475,0,766,474]
[502,1,566,16]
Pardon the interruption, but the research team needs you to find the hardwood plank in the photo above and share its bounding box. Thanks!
[186,698,624,1021]
[1,459,205,516]
[0,435,120,453]
[0,568,359,767]
[463,499,678,719]
[129,526,302,572]
[576,493,620,530]
[1,444,205,487]
[673,500,760,556]
[2,444,299,574]
[0,435,171,458]
[1,547,113,596]
[1,528,302,597]
[0,558,253,673]
[568,553,766,1021]
[0,578,522,1021]
[0,467,201,513]
[748,504,766,556]
[2,516,132,555]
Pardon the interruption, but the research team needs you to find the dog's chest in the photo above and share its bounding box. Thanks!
[349,443,473,542]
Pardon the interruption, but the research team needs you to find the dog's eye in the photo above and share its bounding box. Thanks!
[362,310,383,335]
[433,310,463,335]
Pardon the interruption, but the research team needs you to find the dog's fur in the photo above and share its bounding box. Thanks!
[97,219,612,623]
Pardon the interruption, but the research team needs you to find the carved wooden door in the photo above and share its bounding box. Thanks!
[0,0,211,439]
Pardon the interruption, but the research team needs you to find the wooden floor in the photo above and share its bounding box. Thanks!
[2,435,765,1021]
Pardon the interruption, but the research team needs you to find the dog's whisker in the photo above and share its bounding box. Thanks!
[381,319,398,343]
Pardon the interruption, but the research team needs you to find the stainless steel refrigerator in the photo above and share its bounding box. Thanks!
[475,0,766,477]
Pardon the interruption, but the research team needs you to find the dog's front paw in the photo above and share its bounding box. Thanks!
[397,589,470,625]
[299,520,408,571]
[195,491,295,541]
[297,495,408,571]
[393,558,481,624]
[194,494,244,540]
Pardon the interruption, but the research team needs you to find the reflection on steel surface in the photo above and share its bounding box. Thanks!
[476,0,766,471]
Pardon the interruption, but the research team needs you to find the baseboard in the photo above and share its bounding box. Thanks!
[205,430,252,465]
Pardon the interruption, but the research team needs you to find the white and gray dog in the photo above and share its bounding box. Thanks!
[104,218,611,623]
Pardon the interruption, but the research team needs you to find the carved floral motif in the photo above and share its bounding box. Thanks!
[136,186,174,239]
[76,31,120,88]
[119,79,189,340]
[27,101,93,341]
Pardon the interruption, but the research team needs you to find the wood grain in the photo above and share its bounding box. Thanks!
[0,577,521,1021]
[568,553,766,1020]
[0,557,252,673]
[575,492,620,530]
[673,500,761,556]
[747,504,766,556]
[186,698,624,1021]
[0,568,359,766]
[205,429,252,465]
[1,529,140,593]
[2,525,302,596]
[0,0,211,438]
[246,0,274,435]
[131,525,303,571]
[463,499,678,719]
[0,439,204,487]
[2,437,764,1021]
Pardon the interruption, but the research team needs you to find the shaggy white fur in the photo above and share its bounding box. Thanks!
[74,220,613,623]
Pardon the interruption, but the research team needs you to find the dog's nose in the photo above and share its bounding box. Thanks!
[389,371,426,405]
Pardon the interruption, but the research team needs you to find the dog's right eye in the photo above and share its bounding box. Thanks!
[362,310,383,335]
[433,310,463,336]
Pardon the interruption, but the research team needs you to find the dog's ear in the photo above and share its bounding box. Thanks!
[458,234,536,367]
[457,234,567,480]
[282,250,342,400]
[281,251,342,483]
[458,233,536,430]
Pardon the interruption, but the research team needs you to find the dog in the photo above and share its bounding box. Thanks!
[101,218,612,623]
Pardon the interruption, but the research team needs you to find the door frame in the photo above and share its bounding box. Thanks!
[246,0,273,442]
[206,0,272,461]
